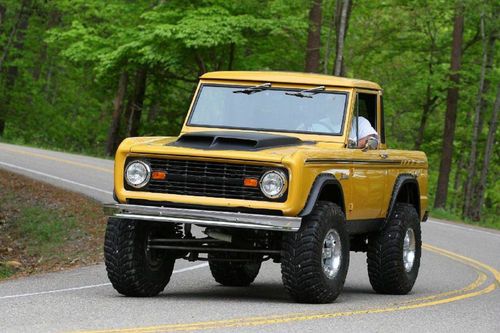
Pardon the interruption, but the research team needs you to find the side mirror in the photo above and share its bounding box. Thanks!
[362,137,379,152]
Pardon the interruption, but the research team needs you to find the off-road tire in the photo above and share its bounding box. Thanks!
[208,254,261,286]
[104,217,175,297]
[281,201,350,303]
[367,203,421,294]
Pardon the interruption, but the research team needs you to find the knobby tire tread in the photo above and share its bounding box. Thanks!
[367,203,421,294]
[104,218,174,297]
[281,201,349,304]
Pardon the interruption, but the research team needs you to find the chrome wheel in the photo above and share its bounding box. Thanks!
[322,229,342,279]
[403,228,416,272]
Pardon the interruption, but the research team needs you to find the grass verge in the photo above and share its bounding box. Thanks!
[0,265,14,279]
[0,137,111,159]
[0,170,106,280]
[430,208,500,230]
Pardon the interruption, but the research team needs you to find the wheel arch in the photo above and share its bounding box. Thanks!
[387,174,421,222]
[299,173,345,217]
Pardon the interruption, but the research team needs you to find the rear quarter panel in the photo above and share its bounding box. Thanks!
[383,149,428,219]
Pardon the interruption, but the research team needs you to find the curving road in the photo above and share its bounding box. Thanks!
[0,142,499,333]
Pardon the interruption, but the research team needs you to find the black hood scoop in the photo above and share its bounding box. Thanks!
[170,131,306,151]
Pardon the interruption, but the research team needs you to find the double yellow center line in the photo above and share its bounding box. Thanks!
[76,244,499,333]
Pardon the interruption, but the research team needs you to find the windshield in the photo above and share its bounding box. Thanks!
[187,85,348,136]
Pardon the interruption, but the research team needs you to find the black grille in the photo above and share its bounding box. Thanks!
[126,158,287,202]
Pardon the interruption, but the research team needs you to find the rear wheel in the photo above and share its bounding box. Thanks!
[367,203,422,294]
[104,218,176,297]
[208,253,261,286]
[281,201,350,303]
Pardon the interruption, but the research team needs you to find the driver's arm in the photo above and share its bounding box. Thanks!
[358,134,379,149]
[352,117,379,149]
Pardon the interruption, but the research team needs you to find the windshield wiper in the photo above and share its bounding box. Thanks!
[285,86,325,98]
[233,82,272,95]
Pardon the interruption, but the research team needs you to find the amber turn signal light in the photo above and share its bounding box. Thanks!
[243,178,258,187]
[151,171,167,180]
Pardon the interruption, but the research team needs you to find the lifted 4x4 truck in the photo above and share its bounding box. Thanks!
[104,71,428,304]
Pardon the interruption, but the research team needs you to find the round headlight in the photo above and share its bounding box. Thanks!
[260,170,287,199]
[125,161,151,188]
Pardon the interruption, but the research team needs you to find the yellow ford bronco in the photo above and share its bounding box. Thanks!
[104,71,428,303]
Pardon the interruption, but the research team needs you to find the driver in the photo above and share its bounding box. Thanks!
[308,108,342,134]
[349,116,378,149]
[309,113,378,151]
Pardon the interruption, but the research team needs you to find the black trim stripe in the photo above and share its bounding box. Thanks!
[306,158,402,165]
[305,158,427,167]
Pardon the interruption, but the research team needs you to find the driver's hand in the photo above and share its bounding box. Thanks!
[362,136,379,151]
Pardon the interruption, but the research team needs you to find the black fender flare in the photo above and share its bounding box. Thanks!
[386,173,420,224]
[299,173,345,217]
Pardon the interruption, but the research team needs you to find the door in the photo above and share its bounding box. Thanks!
[347,91,387,220]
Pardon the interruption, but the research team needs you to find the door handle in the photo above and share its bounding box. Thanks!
[380,153,388,159]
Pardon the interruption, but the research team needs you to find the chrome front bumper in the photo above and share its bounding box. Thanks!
[103,204,302,232]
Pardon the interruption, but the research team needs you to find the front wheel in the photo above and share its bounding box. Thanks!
[104,218,176,297]
[281,201,350,303]
[367,203,422,294]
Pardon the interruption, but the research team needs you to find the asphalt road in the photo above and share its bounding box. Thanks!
[0,142,499,333]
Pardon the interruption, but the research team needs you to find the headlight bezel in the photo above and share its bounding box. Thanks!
[259,169,288,199]
[125,160,151,189]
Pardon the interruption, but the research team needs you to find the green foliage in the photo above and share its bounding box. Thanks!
[0,265,14,279]
[0,0,498,222]
[431,208,500,230]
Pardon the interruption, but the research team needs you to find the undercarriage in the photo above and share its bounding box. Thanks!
[147,224,283,263]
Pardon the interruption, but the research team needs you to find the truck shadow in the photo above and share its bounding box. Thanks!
[156,283,378,304]
[159,282,290,303]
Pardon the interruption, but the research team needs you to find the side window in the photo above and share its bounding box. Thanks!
[358,93,377,129]
[349,92,378,148]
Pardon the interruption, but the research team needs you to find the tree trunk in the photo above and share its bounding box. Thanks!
[305,0,322,73]
[0,3,10,135]
[0,10,19,72]
[340,0,353,76]
[414,28,438,151]
[451,150,467,211]
[0,4,6,27]
[470,83,500,221]
[0,0,32,72]
[333,0,350,76]
[323,1,336,74]
[0,0,32,137]
[414,86,437,150]
[195,52,207,75]
[147,83,162,123]
[227,43,235,70]
[32,9,61,81]
[147,99,161,123]
[106,71,129,156]
[434,2,464,209]
[463,15,496,217]
[126,67,148,137]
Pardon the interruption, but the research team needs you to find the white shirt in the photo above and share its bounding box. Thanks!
[349,116,377,141]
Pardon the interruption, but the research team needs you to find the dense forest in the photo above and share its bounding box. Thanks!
[0,0,498,224]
